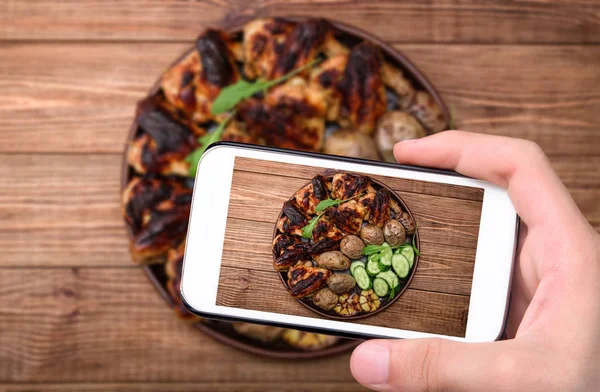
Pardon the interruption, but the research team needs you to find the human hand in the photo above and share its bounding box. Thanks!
[350,131,600,391]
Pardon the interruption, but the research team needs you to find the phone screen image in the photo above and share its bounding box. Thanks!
[215,156,484,338]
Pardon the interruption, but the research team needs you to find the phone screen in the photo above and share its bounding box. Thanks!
[215,155,484,338]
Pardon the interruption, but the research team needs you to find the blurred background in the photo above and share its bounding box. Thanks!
[0,1,599,391]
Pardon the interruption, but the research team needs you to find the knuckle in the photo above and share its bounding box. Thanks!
[412,340,443,392]
[520,140,546,160]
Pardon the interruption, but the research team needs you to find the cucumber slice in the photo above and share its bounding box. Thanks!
[379,250,392,267]
[392,254,410,278]
[366,257,382,276]
[377,259,391,272]
[377,271,399,290]
[373,278,389,297]
[353,266,372,290]
[400,246,415,268]
[350,261,365,275]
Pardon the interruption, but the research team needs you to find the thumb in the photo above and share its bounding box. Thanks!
[350,338,518,392]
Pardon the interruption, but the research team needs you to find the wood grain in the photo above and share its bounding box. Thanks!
[218,159,478,337]
[0,267,358,384]
[1,0,598,44]
[217,267,470,337]
[0,382,368,392]
[1,43,599,155]
[1,153,598,270]
[223,218,476,296]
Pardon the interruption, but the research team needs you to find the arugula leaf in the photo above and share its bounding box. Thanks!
[301,214,323,239]
[389,286,396,300]
[185,112,234,177]
[315,192,365,213]
[210,58,320,115]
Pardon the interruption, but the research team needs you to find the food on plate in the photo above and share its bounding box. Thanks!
[127,97,200,177]
[287,264,332,297]
[340,235,365,259]
[381,63,415,110]
[327,273,357,294]
[282,329,339,351]
[324,128,380,160]
[232,323,285,342]
[273,172,419,317]
[122,177,192,264]
[161,29,241,124]
[360,224,385,246]
[383,219,406,246]
[375,110,426,162]
[313,288,339,310]
[408,91,447,134]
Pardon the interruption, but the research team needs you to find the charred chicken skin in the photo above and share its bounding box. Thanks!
[287,265,331,297]
[161,29,240,124]
[128,97,200,177]
[122,177,192,264]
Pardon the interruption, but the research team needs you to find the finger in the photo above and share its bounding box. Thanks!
[351,338,520,392]
[393,131,585,229]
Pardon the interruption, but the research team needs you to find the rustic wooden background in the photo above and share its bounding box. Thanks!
[218,157,482,337]
[0,1,599,391]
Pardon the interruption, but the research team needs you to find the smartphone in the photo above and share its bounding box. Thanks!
[181,142,518,342]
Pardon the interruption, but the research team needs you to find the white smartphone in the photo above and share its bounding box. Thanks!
[181,142,519,342]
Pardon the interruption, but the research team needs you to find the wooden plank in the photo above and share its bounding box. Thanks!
[235,157,484,202]
[396,44,600,156]
[0,383,368,392]
[0,267,357,383]
[1,43,599,155]
[0,154,130,267]
[217,267,470,337]
[0,153,598,268]
[227,169,483,249]
[223,218,476,296]
[1,0,598,44]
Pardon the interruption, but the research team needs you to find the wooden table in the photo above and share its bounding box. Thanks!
[0,1,599,391]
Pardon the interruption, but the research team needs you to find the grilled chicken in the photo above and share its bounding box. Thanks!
[282,329,339,350]
[276,201,308,237]
[122,177,192,264]
[128,97,200,177]
[330,173,373,200]
[312,215,344,242]
[323,200,365,235]
[265,77,327,118]
[273,236,339,271]
[368,188,393,228]
[272,233,302,258]
[293,175,329,215]
[382,62,415,110]
[243,18,332,80]
[287,265,331,297]
[236,98,325,151]
[165,242,199,319]
[161,29,241,124]
[309,55,347,121]
[338,43,387,134]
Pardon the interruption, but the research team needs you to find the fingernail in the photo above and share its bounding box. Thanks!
[351,342,390,386]
[400,138,419,144]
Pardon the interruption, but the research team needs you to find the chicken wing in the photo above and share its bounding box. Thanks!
[276,201,308,237]
[127,97,200,177]
[243,18,332,80]
[407,90,447,133]
[293,175,329,215]
[161,29,240,124]
[122,178,192,264]
[324,199,365,235]
[330,173,373,200]
[382,62,415,110]
[287,265,331,298]
[338,43,387,134]
[309,55,347,121]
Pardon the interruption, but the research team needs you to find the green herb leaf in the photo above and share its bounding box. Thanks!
[185,112,234,177]
[412,234,421,256]
[361,243,405,256]
[315,198,344,212]
[389,286,396,300]
[301,214,323,239]
[210,59,320,115]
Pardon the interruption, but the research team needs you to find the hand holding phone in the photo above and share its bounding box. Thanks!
[351,131,600,392]
[181,135,518,342]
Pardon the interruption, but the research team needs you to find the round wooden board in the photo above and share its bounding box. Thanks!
[121,16,449,359]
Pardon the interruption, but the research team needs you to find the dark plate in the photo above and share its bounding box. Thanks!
[275,175,420,320]
[121,16,448,359]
